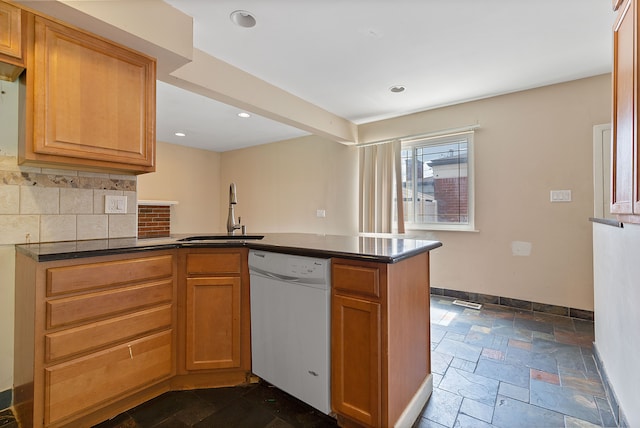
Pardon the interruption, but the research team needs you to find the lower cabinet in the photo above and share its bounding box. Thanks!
[173,248,251,389]
[331,254,432,428]
[14,250,177,428]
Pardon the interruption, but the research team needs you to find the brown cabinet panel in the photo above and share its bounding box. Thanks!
[44,330,172,426]
[47,254,174,296]
[186,252,242,275]
[332,261,381,298]
[185,276,241,370]
[47,279,173,328]
[20,15,156,173]
[331,294,381,427]
[0,1,24,81]
[46,304,172,362]
[612,0,635,214]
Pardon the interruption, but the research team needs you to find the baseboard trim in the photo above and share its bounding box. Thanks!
[430,288,594,321]
[593,344,629,428]
[394,374,433,428]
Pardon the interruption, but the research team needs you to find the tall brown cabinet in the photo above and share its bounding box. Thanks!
[612,0,640,222]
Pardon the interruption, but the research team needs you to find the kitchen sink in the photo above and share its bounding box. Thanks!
[177,234,264,241]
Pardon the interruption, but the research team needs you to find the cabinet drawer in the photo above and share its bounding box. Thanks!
[47,279,173,328]
[333,262,382,299]
[46,304,172,362]
[44,330,172,426]
[47,254,174,296]
[186,252,241,275]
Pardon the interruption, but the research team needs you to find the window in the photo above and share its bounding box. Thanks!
[399,132,475,231]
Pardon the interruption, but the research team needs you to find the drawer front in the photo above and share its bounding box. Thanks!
[47,279,173,328]
[333,262,382,299]
[186,252,241,275]
[47,254,174,296]
[44,330,172,426]
[46,304,172,362]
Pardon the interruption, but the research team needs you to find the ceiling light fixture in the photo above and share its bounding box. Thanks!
[230,10,256,28]
[389,85,406,93]
[238,112,251,118]
[175,131,186,137]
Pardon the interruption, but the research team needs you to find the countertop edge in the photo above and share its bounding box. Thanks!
[15,235,443,264]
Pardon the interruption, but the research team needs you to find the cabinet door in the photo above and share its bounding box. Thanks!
[185,276,241,370]
[25,16,155,172]
[0,1,24,81]
[612,0,637,214]
[331,294,381,427]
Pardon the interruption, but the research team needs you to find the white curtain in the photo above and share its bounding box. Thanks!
[359,140,405,234]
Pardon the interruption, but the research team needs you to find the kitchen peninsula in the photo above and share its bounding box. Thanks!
[14,233,441,428]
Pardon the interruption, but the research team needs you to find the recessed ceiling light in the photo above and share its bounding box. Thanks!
[230,10,256,28]
[175,131,186,137]
[238,112,251,118]
[390,85,406,93]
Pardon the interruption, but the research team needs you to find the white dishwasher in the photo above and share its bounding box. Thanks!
[248,250,331,414]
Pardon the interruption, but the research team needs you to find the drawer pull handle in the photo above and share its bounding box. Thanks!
[128,345,133,359]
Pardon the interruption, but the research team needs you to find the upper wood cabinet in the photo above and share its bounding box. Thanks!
[0,1,25,81]
[612,0,640,222]
[19,14,156,174]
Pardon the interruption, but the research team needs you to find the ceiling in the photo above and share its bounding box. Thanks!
[158,0,616,152]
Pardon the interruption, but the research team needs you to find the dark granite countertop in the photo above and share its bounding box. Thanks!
[15,233,442,264]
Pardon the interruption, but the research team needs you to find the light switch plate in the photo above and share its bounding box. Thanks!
[550,190,572,202]
[105,195,127,214]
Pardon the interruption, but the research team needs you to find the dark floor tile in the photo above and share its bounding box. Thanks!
[453,413,494,428]
[505,345,559,374]
[242,383,336,428]
[450,357,477,373]
[432,351,453,375]
[129,391,211,427]
[93,413,139,428]
[532,338,586,371]
[0,409,18,428]
[497,382,529,403]
[435,338,482,363]
[439,368,499,407]
[193,398,276,428]
[558,367,606,397]
[493,396,565,428]
[595,396,617,428]
[475,357,530,388]
[529,379,601,425]
[459,397,494,423]
[490,324,532,341]
[413,417,448,428]
[419,388,463,428]
[464,328,509,351]
[513,316,555,335]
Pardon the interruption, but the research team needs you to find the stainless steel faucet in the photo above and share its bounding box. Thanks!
[226,183,242,234]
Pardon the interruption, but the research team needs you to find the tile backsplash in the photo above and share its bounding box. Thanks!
[0,155,137,245]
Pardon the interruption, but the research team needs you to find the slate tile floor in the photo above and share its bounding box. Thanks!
[2,296,614,428]
[416,297,614,428]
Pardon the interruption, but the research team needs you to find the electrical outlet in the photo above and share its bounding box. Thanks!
[550,190,572,202]
[316,209,326,218]
[105,195,127,214]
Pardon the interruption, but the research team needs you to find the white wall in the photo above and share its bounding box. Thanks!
[593,222,640,427]
[359,74,611,311]
[137,141,222,233]
[219,135,359,236]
